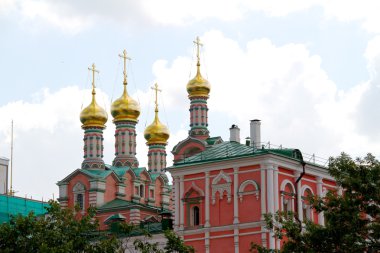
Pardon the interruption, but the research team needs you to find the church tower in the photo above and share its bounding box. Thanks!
[186,36,211,140]
[80,64,108,169]
[172,37,220,162]
[144,83,170,174]
[110,50,141,167]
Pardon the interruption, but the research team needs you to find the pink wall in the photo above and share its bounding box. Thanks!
[154,178,163,207]
[124,171,134,201]
[104,175,117,202]
[67,173,90,211]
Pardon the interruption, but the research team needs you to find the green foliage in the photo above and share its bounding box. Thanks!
[0,200,194,253]
[163,230,195,253]
[251,153,380,253]
[0,200,119,253]
[133,230,195,253]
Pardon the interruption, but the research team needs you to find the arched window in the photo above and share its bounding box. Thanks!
[139,185,144,198]
[73,182,86,211]
[76,194,84,210]
[302,188,313,221]
[192,206,200,226]
[183,182,204,227]
[280,181,295,216]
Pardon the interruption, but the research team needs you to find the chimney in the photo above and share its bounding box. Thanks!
[229,124,240,143]
[250,119,261,149]
[245,137,251,146]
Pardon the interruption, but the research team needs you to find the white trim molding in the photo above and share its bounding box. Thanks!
[211,170,232,205]
[238,179,260,202]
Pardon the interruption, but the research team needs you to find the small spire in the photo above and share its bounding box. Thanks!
[119,49,131,86]
[193,36,203,68]
[88,63,99,96]
[151,83,162,115]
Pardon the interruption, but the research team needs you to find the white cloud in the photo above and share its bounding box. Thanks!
[2,0,380,34]
[2,29,380,202]
[0,83,187,200]
[322,0,380,33]
[18,1,92,34]
[150,31,380,161]
[0,86,112,199]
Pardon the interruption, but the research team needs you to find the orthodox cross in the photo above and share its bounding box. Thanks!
[151,83,161,112]
[193,36,203,63]
[119,49,131,84]
[88,63,99,94]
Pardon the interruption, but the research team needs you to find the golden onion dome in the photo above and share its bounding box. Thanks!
[111,85,140,122]
[80,90,108,128]
[144,112,170,145]
[186,63,211,98]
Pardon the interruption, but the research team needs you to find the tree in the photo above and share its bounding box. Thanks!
[251,153,380,253]
[0,200,194,253]
[0,200,119,253]
[133,230,195,253]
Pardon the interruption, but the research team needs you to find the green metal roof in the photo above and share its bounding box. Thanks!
[97,198,171,213]
[131,167,145,177]
[81,169,113,179]
[205,136,223,145]
[98,198,135,210]
[170,141,309,168]
[104,213,126,224]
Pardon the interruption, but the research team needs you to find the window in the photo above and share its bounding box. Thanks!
[135,186,139,195]
[76,194,84,210]
[302,188,313,221]
[192,206,200,226]
[150,189,154,199]
[139,185,144,198]
[280,181,295,215]
[73,182,86,211]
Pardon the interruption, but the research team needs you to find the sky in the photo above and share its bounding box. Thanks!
[1,0,380,201]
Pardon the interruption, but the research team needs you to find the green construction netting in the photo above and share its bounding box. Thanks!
[0,195,49,223]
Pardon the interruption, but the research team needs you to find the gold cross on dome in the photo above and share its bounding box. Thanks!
[193,36,203,63]
[151,83,162,112]
[119,49,131,84]
[88,63,99,94]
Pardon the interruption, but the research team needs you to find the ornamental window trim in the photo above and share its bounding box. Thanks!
[73,182,86,211]
[211,170,232,205]
[237,179,260,202]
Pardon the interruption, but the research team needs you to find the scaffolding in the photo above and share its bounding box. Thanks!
[0,194,49,223]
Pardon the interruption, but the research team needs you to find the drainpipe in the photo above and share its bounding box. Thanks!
[295,163,306,230]
[294,150,306,227]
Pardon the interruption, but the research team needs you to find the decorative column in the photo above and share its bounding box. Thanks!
[58,183,68,208]
[205,171,210,227]
[174,176,180,230]
[80,64,108,170]
[233,167,239,224]
[111,50,141,168]
[316,176,324,225]
[234,167,240,253]
[266,164,275,249]
[186,37,211,141]
[260,164,267,247]
[179,175,184,230]
[89,180,106,207]
[273,166,280,249]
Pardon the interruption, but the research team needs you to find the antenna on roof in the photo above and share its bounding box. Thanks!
[9,120,14,196]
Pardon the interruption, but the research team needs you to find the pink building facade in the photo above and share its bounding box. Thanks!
[58,59,171,230]
[168,38,336,252]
